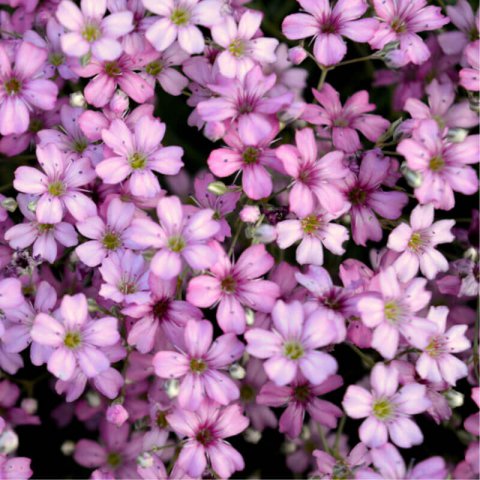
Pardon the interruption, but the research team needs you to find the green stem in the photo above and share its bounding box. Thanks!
[336,54,380,67]
[317,425,331,454]
[334,415,346,454]
[317,67,330,90]
[0,183,12,193]
[382,150,402,156]
[348,344,375,368]
[228,218,243,257]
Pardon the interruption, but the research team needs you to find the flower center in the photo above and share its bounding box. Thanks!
[153,299,170,319]
[384,300,400,322]
[129,152,147,170]
[38,223,54,233]
[195,427,214,446]
[145,61,163,76]
[242,146,260,165]
[106,452,122,468]
[372,398,394,420]
[228,39,245,57]
[156,410,169,428]
[348,187,367,205]
[4,77,21,95]
[408,232,424,252]
[64,331,81,349]
[283,341,304,360]
[49,52,64,67]
[321,21,337,34]
[118,279,137,295]
[104,61,121,77]
[220,275,237,293]
[82,23,101,42]
[29,118,43,133]
[170,8,190,25]
[429,156,445,172]
[391,17,407,33]
[240,384,255,402]
[301,214,321,234]
[425,336,446,358]
[72,138,88,154]
[48,181,65,197]
[293,384,310,403]
[102,231,121,251]
[333,117,349,127]
[168,236,186,252]
[190,358,207,373]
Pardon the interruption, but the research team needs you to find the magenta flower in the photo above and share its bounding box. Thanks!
[357,266,436,359]
[212,10,279,78]
[96,117,184,198]
[75,198,135,267]
[30,294,120,381]
[0,41,58,135]
[460,40,480,92]
[187,243,280,334]
[143,0,223,54]
[282,0,378,67]
[341,151,408,246]
[387,203,455,281]
[153,319,244,409]
[303,83,390,153]
[410,306,471,386]
[166,400,249,478]
[56,0,134,61]
[276,208,349,265]
[0,455,32,480]
[342,363,430,448]
[125,196,219,279]
[245,300,338,386]
[13,143,97,223]
[257,374,343,438]
[276,128,349,217]
[369,0,449,66]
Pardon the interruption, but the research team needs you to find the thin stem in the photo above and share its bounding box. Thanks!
[382,150,402,157]
[348,344,375,368]
[336,55,380,68]
[317,425,331,454]
[228,218,243,257]
[317,67,329,90]
[334,415,346,454]
[0,183,12,193]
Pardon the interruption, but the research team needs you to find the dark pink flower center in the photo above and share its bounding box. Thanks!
[195,427,215,446]
[4,77,22,95]
[221,275,237,293]
[152,299,170,320]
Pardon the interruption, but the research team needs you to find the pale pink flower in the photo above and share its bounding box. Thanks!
[212,10,278,78]
[143,0,223,54]
[245,300,338,386]
[13,143,97,223]
[343,363,430,448]
[460,40,480,92]
[31,294,120,381]
[166,400,249,478]
[313,443,371,479]
[410,306,470,386]
[239,205,260,223]
[356,266,436,359]
[0,41,58,135]
[125,196,219,279]
[187,243,280,334]
[282,0,378,67]
[303,83,390,153]
[96,117,183,198]
[276,128,349,217]
[56,0,134,61]
[387,203,455,281]
[153,319,244,409]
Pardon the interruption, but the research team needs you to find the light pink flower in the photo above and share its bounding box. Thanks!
[13,143,97,223]
[276,128,349,217]
[143,0,223,54]
[314,443,371,479]
[56,0,134,61]
[357,266,436,359]
[125,196,219,279]
[187,243,280,334]
[0,455,32,480]
[460,40,480,92]
[245,300,338,386]
[342,363,430,448]
[303,83,390,153]
[282,0,377,67]
[31,294,120,381]
[212,10,278,78]
[0,41,58,135]
[166,400,249,478]
[96,117,183,198]
[153,319,244,409]
[387,203,455,281]
[410,306,470,386]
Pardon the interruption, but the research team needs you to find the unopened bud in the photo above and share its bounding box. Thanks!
[207,181,228,196]
[61,440,75,456]
[229,363,246,380]
[109,90,129,114]
[27,200,37,213]
[464,247,478,262]
[21,398,38,415]
[245,308,255,326]
[106,404,129,427]
[1,198,16,212]
[288,46,307,65]
[70,91,87,108]
[401,163,423,188]
[243,428,261,444]
[300,425,311,441]
[251,224,277,244]
[445,389,464,408]
[447,128,468,143]
[164,378,180,399]
[86,391,101,408]
[281,441,297,454]
[137,452,154,469]
[239,205,261,223]
[0,430,18,454]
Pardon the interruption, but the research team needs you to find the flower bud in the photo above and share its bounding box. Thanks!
[61,441,75,456]
[70,91,87,108]
[21,398,38,415]
[245,308,255,326]
[400,163,423,188]
[137,452,154,469]
[207,181,228,195]
[281,441,297,454]
[243,428,261,444]
[229,363,246,380]
[0,430,18,454]
[288,46,307,65]
[240,205,261,223]
[251,224,277,244]
[86,391,101,408]
[27,199,37,213]
[106,404,129,427]
[164,378,180,399]
[464,247,478,261]
[109,90,129,115]
[1,197,16,212]
[447,128,468,143]
[445,389,464,408]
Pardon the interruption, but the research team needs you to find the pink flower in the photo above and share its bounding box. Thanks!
[276,208,349,265]
[187,243,280,334]
[342,363,430,448]
[13,143,97,223]
[369,0,449,66]
[96,117,183,197]
[75,198,135,267]
[212,10,278,78]
[410,306,470,386]
[303,84,390,153]
[125,196,219,279]
[245,300,338,386]
[30,293,120,381]
[342,151,408,246]
[314,443,371,479]
[106,404,129,427]
[356,266,436,359]
[460,40,480,92]
[257,374,343,438]
[166,400,249,478]
[282,0,377,67]
[239,205,260,223]
[387,203,455,281]
[143,0,223,54]
[153,319,244,409]
[0,455,32,480]
[276,128,349,217]
[397,120,479,210]
[56,0,134,61]
[0,41,58,135]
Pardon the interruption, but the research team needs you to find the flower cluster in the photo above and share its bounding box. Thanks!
[0,0,477,478]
